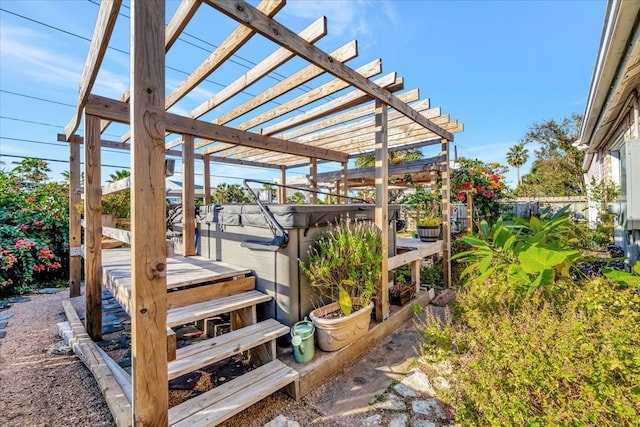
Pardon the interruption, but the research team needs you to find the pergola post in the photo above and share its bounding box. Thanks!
[130,0,168,424]
[68,139,82,298]
[84,113,102,340]
[279,166,286,203]
[374,100,389,321]
[340,161,348,203]
[203,153,211,205]
[310,158,317,203]
[441,138,452,288]
[182,134,195,256]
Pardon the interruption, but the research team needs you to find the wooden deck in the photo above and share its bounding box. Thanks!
[101,248,252,314]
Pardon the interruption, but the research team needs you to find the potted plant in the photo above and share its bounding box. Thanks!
[299,215,382,351]
[400,183,442,242]
[416,213,442,242]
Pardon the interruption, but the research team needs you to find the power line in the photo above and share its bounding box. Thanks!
[0,90,76,108]
[0,116,62,129]
[0,114,122,139]
[0,153,129,170]
[0,136,128,156]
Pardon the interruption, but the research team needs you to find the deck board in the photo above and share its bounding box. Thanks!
[101,248,252,313]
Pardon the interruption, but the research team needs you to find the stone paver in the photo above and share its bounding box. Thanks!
[413,398,449,420]
[374,392,406,411]
[359,414,382,426]
[393,369,436,398]
[388,413,408,427]
[263,415,300,427]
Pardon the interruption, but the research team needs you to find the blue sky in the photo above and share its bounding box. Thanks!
[0,0,606,189]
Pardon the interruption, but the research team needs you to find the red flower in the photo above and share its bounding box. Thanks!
[482,191,494,198]
[25,197,35,204]
[39,248,54,260]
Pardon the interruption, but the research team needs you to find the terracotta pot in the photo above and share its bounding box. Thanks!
[309,300,373,352]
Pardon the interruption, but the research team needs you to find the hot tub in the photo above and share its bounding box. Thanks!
[197,204,399,327]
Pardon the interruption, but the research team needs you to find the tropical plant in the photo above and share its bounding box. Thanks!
[299,216,382,316]
[287,191,307,204]
[211,183,252,204]
[452,206,580,295]
[354,148,423,168]
[505,142,529,186]
[102,169,131,219]
[0,159,68,295]
[398,182,441,228]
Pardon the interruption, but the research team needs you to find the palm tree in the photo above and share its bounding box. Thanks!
[506,143,529,186]
[107,169,130,183]
[354,148,423,168]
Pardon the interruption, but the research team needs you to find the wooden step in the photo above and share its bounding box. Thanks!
[168,319,289,380]
[167,275,255,309]
[167,290,271,328]
[168,359,299,427]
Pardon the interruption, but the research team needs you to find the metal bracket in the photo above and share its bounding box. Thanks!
[70,246,83,257]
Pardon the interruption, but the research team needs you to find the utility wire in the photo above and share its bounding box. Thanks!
[0,90,76,108]
[0,114,122,139]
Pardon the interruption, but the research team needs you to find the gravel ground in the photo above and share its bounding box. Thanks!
[0,291,115,427]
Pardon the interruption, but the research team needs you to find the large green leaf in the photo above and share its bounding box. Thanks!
[518,246,568,274]
[492,226,511,250]
[462,235,491,249]
[480,220,490,240]
[507,264,530,284]
[530,268,555,289]
[602,268,640,288]
[529,216,543,233]
[338,285,352,316]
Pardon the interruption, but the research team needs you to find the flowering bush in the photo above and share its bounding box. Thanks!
[0,159,69,295]
[451,158,508,226]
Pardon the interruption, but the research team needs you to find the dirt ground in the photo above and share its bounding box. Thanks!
[0,289,449,427]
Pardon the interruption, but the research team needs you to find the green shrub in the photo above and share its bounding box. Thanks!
[0,159,69,296]
[433,277,640,425]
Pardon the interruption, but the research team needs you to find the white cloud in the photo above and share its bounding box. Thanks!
[283,0,398,40]
[1,23,128,97]
[0,24,82,89]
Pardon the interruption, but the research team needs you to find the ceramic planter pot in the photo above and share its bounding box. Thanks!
[309,300,373,352]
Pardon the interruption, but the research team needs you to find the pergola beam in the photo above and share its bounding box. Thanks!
[189,16,327,120]
[258,73,401,138]
[276,89,421,141]
[85,95,348,163]
[212,58,383,158]
[193,40,359,151]
[166,0,284,110]
[206,0,454,141]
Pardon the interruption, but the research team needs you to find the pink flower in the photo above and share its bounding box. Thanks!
[17,224,29,232]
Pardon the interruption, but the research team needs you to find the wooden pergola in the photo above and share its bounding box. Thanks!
[62,1,462,425]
